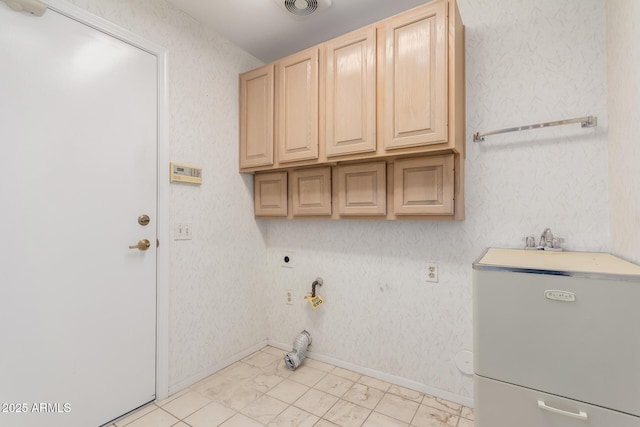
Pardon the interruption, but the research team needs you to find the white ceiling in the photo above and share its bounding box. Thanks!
[164,0,431,63]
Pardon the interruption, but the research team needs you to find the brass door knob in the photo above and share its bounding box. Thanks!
[129,239,151,251]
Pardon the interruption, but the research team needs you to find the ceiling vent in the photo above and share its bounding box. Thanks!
[272,0,332,18]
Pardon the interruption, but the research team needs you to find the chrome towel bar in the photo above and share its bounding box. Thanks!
[473,115,598,143]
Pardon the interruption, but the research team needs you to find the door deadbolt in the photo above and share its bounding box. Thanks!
[138,214,150,226]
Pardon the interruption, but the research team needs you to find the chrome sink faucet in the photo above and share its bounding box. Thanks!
[540,228,554,248]
[524,228,563,250]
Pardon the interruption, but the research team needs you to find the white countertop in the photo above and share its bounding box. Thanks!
[475,248,640,277]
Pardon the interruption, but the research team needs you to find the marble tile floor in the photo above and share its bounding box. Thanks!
[107,346,474,427]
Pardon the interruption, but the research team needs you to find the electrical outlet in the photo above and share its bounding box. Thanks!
[426,262,439,283]
[281,252,295,268]
[286,289,294,305]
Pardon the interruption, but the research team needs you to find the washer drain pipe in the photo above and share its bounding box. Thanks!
[284,330,311,370]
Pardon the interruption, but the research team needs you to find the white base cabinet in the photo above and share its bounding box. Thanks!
[473,249,640,427]
[475,375,640,427]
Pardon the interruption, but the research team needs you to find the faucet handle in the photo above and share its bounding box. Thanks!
[525,236,536,248]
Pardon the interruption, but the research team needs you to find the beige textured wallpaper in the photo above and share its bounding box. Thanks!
[607,0,640,264]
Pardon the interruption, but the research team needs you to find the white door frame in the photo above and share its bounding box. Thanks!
[44,0,171,400]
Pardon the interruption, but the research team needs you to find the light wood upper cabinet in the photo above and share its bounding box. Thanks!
[325,26,376,157]
[382,0,448,150]
[290,167,332,216]
[240,0,464,171]
[244,0,465,220]
[337,162,386,216]
[277,47,319,164]
[254,171,287,217]
[239,64,274,169]
[393,155,454,215]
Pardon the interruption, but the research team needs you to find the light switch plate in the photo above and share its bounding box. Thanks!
[174,222,192,240]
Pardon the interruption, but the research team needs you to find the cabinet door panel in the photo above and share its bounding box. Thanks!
[338,162,386,216]
[240,64,274,169]
[291,167,331,216]
[277,47,319,163]
[325,27,376,157]
[383,1,447,149]
[254,172,287,217]
[394,155,453,215]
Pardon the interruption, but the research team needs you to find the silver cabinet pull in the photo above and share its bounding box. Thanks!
[129,239,151,251]
[538,400,588,421]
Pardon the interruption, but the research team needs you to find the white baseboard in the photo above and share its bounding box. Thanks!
[167,340,268,396]
[268,340,474,408]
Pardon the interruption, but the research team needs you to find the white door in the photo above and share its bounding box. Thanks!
[0,4,157,427]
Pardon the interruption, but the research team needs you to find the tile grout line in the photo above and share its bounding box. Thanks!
[122,346,473,427]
